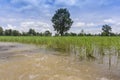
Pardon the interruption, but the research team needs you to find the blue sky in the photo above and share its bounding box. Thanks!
[0,0,120,34]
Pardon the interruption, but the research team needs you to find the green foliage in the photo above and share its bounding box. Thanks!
[64,32,77,36]
[0,36,119,53]
[4,29,20,36]
[0,26,53,36]
[101,24,112,36]
[28,28,36,36]
[0,27,3,35]
[43,30,52,36]
[78,29,85,36]
[4,29,13,36]
[51,8,73,36]
[0,36,120,60]
[12,30,21,36]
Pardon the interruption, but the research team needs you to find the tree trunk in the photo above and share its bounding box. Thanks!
[60,32,63,36]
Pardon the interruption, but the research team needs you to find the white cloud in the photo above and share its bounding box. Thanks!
[6,24,15,29]
[84,28,101,34]
[102,18,120,33]
[0,17,18,23]
[86,23,96,27]
[11,0,42,5]
[75,22,85,27]
[2,21,52,33]
[18,5,33,12]
[103,18,120,26]
[71,21,100,34]
[74,22,96,27]
[11,0,78,7]
[55,0,78,6]
[104,18,115,24]
[20,21,52,32]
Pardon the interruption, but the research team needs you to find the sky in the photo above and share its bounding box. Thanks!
[0,0,120,34]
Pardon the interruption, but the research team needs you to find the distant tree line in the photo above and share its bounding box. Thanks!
[0,24,119,36]
[0,27,52,36]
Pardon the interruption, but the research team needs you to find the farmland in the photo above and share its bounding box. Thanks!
[0,36,120,80]
[0,36,120,60]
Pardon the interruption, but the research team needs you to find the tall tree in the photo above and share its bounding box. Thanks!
[4,29,13,36]
[51,8,73,36]
[12,30,21,36]
[101,24,112,36]
[0,27,3,35]
[28,28,36,36]
[44,30,52,36]
[78,29,85,36]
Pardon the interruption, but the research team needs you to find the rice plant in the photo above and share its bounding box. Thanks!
[0,36,120,60]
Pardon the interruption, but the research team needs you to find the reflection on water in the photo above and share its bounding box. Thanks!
[0,42,120,80]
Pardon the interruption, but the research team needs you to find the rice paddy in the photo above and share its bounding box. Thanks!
[0,37,120,80]
[0,36,120,60]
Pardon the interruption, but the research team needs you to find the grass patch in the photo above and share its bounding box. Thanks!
[0,36,120,60]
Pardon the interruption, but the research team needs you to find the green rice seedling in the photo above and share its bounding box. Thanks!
[0,36,120,60]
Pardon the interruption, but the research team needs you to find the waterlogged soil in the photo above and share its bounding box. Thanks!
[0,42,120,80]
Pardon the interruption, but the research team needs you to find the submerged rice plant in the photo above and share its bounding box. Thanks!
[0,36,120,60]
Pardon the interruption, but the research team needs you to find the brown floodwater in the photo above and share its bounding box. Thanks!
[0,42,120,80]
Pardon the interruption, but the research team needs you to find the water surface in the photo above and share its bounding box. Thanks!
[0,42,119,80]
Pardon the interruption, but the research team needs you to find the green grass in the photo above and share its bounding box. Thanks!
[0,36,120,60]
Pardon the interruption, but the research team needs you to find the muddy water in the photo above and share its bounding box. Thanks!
[0,42,119,80]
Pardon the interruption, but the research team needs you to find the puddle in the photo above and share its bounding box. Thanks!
[0,42,120,80]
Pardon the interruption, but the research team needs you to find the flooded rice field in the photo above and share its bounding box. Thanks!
[0,42,120,80]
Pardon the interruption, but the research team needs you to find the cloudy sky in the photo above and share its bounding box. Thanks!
[0,0,120,34]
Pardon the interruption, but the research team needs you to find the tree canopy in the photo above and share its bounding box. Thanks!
[0,27,3,35]
[101,24,112,36]
[28,28,36,36]
[44,30,52,36]
[51,8,73,36]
